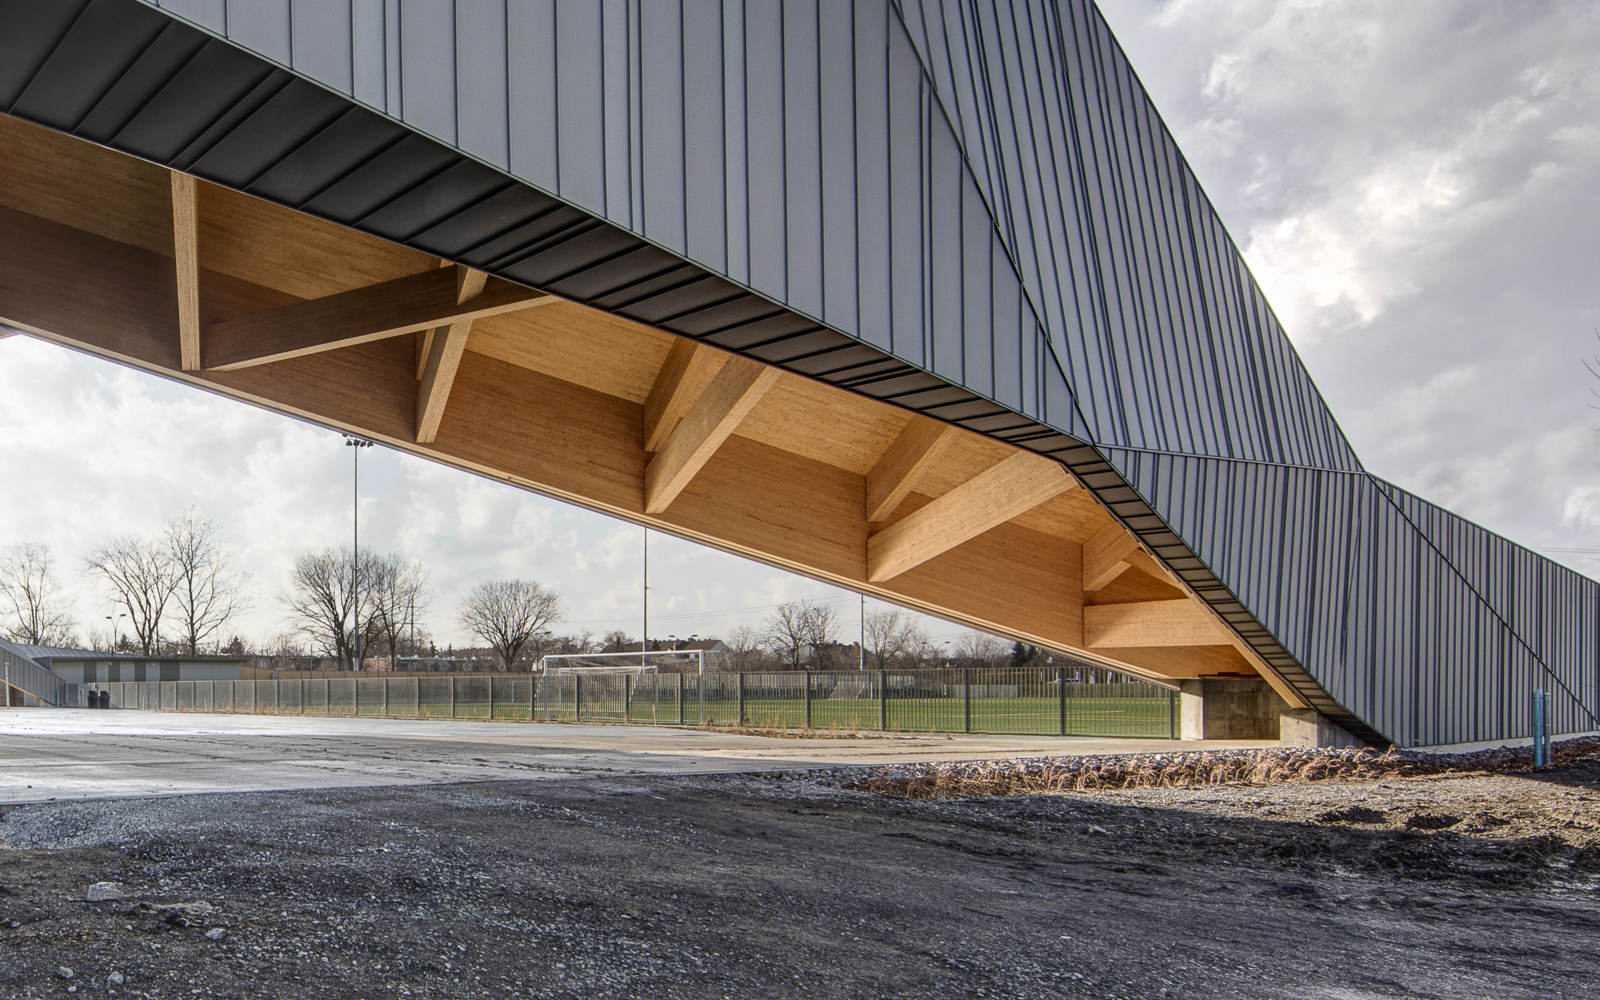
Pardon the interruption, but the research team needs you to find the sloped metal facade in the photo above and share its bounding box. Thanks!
[3,0,1594,744]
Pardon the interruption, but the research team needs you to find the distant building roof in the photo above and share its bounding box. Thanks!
[0,637,102,664]
[0,638,247,665]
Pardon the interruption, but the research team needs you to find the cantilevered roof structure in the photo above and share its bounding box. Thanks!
[1,0,1595,746]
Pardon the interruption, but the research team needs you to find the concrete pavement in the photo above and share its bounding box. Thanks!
[0,709,1270,804]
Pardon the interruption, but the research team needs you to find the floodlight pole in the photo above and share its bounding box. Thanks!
[344,435,373,670]
[859,593,865,671]
[641,526,648,669]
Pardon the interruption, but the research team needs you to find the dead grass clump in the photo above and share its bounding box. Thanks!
[842,738,1600,799]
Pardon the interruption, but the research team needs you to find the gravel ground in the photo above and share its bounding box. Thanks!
[1,750,1597,999]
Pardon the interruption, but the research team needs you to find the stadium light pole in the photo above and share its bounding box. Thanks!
[344,435,373,670]
[859,594,865,671]
[641,526,648,669]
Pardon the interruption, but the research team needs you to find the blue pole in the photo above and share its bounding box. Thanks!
[1533,688,1545,768]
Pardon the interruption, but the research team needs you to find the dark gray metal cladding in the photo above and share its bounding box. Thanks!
[0,0,1591,744]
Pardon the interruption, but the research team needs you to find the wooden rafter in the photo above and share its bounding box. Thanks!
[865,417,958,522]
[415,267,489,444]
[1082,522,1141,591]
[644,355,780,513]
[416,259,455,381]
[643,339,723,452]
[1084,599,1228,648]
[203,267,552,371]
[866,453,1075,582]
[170,171,200,371]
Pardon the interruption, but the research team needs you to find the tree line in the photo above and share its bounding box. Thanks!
[0,516,561,671]
[0,529,1033,674]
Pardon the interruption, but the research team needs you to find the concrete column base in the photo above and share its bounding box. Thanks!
[1278,708,1363,748]
[1179,676,1289,740]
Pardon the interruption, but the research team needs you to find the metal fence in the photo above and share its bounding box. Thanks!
[84,667,1178,738]
[2,645,64,707]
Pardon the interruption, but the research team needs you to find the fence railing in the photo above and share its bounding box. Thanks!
[83,667,1178,738]
[2,646,63,706]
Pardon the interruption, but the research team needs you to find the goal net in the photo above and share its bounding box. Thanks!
[537,649,722,676]
[535,651,714,724]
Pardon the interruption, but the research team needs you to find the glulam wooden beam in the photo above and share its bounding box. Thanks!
[170,171,201,371]
[865,418,958,522]
[1082,522,1141,591]
[203,267,551,371]
[643,339,723,452]
[644,355,780,513]
[867,453,1075,582]
[1083,599,1227,648]
[415,267,489,443]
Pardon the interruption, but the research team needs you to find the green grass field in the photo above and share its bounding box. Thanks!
[113,679,1178,739]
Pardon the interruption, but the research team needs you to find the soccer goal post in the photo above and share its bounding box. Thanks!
[537,649,710,676]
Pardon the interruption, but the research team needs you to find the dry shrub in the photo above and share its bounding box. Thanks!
[841,737,1600,799]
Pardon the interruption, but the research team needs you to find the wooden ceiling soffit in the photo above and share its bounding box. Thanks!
[202,266,552,371]
[644,354,781,514]
[865,417,959,522]
[866,453,1075,582]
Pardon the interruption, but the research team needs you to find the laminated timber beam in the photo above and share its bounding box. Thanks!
[170,171,201,371]
[866,453,1075,582]
[865,417,959,522]
[1082,522,1142,591]
[203,267,553,371]
[643,339,725,452]
[644,355,781,513]
[415,267,489,444]
[1084,599,1229,648]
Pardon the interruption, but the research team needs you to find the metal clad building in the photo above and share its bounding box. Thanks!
[2,0,1593,744]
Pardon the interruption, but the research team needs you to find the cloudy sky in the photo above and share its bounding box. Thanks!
[2,0,1598,651]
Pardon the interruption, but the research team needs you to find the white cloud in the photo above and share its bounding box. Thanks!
[1101,0,1600,572]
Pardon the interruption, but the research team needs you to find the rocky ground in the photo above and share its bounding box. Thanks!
[1,746,1597,999]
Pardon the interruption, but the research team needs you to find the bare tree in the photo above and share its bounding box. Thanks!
[283,546,381,668]
[86,537,178,654]
[0,543,75,646]
[763,599,838,669]
[165,511,247,655]
[863,609,924,671]
[724,625,766,672]
[600,629,632,653]
[362,554,429,661]
[457,579,562,671]
[955,630,1009,668]
[797,600,839,669]
[764,601,808,669]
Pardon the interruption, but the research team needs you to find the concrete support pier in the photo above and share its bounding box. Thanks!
[1180,676,1361,746]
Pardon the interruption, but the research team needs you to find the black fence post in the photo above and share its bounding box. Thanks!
[878,670,887,732]
[736,672,746,726]
[487,675,495,721]
[575,674,583,722]
[449,676,457,719]
[804,672,812,729]
[963,669,972,733]
[1058,666,1067,736]
[677,673,685,726]
[624,674,631,724]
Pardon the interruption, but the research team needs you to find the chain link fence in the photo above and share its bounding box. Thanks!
[84,667,1177,738]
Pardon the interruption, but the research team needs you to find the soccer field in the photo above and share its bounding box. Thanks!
[95,673,1179,740]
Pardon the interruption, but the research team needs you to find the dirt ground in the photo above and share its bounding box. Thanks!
[1,751,1597,999]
